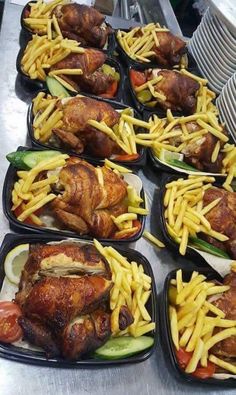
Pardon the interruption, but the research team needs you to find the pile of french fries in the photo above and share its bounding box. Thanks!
[117,23,169,63]
[222,144,236,192]
[169,269,236,375]
[11,153,68,223]
[32,92,63,142]
[164,175,229,255]
[23,0,69,35]
[94,240,155,337]
[21,35,84,81]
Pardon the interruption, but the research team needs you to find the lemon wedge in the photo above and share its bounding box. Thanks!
[159,148,184,163]
[4,244,29,285]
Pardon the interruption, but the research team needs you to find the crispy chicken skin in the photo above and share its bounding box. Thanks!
[51,49,114,95]
[153,31,186,67]
[15,242,111,308]
[52,4,111,48]
[50,158,128,237]
[153,70,200,114]
[53,96,122,158]
[211,271,236,357]
[22,276,112,330]
[202,188,236,259]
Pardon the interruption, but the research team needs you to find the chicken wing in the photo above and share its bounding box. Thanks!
[50,158,128,237]
[201,187,236,258]
[153,70,200,114]
[52,4,111,48]
[53,96,121,158]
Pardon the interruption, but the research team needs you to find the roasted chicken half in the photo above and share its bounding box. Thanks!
[52,4,112,48]
[153,69,200,114]
[15,242,133,359]
[201,187,236,259]
[52,96,122,158]
[50,157,128,238]
[51,49,115,95]
[152,32,186,67]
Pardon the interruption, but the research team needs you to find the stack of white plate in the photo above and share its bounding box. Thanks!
[188,7,236,93]
[216,73,236,143]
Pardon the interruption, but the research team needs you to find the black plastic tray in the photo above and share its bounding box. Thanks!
[0,233,157,367]
[115,29,197,70]
[20,1,116,55]
[27,92,146,167]
[157,173,227,265]
[128,65,202,116]
[2,146,146,243]
[160,267,236,386]
[16,44,124,102]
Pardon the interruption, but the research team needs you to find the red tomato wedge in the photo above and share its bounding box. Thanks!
[175,348,215,379]
[14,204,42,226]
[0,301,23,343]
[114,219,142,239]
[112,153,140,161]
[100,80,118,98]
[130,69,146,87]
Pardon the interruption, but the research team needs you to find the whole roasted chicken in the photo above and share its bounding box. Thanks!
[50,157,128,238]
[15,242,133,359]
[51,48,115,95]
[52,4,112,48]
[53,96,122,158]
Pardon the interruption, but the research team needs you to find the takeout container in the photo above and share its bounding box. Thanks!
[20,1,116,55]
[16,44,124,102]
[115,29,197,70]
[0,233,157,366]
[127,65,201,116]
[160,267,236,386]
[27,92,146,167]
[2,146,146,243]
[157,173,231,265]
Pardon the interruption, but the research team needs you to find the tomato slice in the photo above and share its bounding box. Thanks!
[192,362,216,379]
[130,69,146,87]
[112,153,140,161]
[100,80,118,98]
[175,348,192,369]
[14,204,42,226]
[114,219,142,239]
[175,347,215,379]
[0,301,23,343]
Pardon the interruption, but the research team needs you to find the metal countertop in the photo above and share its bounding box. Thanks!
[0,1,233,394]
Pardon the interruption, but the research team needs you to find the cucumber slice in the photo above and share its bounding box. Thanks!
[167,159,198,172]
[137,89,152,104]
[6,150,62,170]
[189,236,230,259]
[46,76,71,98]
[101,64,120,81]
[94,336,154,360]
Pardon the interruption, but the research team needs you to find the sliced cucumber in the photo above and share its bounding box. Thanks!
[101,64,120,81]
[137,89,152,104]
[94,336,154,360]
[46,76,71,98]
[6,150,62,170]
[189,236,230,259]
[167,159,198,172]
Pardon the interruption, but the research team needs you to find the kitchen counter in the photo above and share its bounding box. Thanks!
[0,1,234,394]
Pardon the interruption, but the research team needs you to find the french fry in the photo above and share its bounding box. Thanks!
[170,306,179,350]
[185,338,204,373]
[143,230,165,248]
[209,354,236,375]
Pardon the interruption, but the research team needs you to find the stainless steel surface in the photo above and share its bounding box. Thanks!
[113,0,182,35]
[0,1,234,395]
